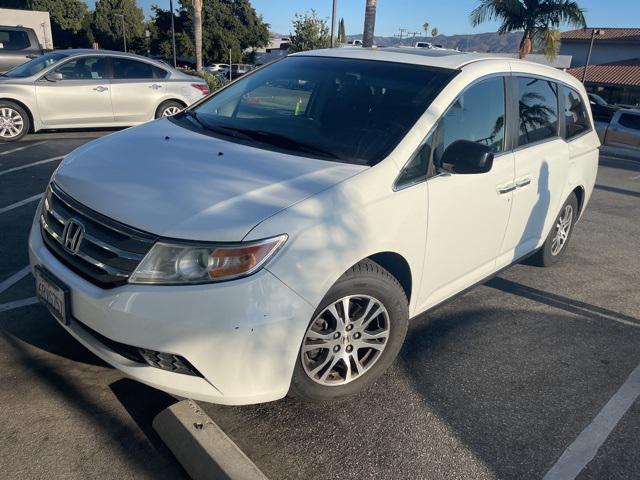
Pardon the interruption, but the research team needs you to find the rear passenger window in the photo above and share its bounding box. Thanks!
[517,77,559,146]
[619,113,640,130]
[564,87,591,139]
[439,76,506,155]
[113,58,157,79]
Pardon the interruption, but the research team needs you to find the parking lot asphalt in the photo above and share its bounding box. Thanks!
[0,137,639,480]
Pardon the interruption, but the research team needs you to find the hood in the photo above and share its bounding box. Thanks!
[54,119,367,241]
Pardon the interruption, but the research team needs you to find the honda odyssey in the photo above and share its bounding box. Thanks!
[29,48,599,405]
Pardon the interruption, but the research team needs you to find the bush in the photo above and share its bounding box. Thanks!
[178,68,227,93]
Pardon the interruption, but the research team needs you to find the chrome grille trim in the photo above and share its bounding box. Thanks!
[40,183,158,288]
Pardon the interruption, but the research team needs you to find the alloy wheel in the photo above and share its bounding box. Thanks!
[551,204,573,256]
[0,107,24,139]
[162,106,182,117]
[301,295,390,386]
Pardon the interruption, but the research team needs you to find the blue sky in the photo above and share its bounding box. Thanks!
[97,0,640,37]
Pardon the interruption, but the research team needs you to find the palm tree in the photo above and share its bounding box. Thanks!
[362,0,377,47]
[193,0,203,71]
[431,27,439,37]
[470,0,586,59]
[422,22,430,36]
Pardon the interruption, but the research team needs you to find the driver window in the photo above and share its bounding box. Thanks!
[55,57,109,80]
[435,76,506,168]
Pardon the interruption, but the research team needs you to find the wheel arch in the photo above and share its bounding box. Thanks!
[0,97,35,133]
[366,251,413,304]
[572,185,586,216]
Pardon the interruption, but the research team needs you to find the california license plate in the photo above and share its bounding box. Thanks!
[35,267,70,325]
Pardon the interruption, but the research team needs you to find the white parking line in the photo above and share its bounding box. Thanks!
[631,173,640,181]
[0,266,31,295]
[543,362,640,480]
[0,155,64,177]
[0,193,42,215]
[0,141,47,157]
[0,297,39,313]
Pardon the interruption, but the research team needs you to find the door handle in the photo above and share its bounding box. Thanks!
[515,177,532,188]
[497,184,516,195]
[149,84,162,90]
[93,86,108,92]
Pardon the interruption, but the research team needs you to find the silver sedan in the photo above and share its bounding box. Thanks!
[0,49,209,141]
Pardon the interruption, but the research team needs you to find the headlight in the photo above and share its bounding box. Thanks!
[129,234,287,285]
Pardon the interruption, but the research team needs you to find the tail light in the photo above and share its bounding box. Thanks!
[191,83,210,96]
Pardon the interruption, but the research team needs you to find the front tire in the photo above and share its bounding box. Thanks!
[528,193,579,267]
[0,101,30,142]
[289,260,409,402]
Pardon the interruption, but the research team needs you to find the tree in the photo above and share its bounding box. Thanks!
[193,0,203,71]
[288,10,330,53]
[92,0,145,51]
[470,0,586,59]
[422,22,430,36]
[338,17,346,45]
[362,0,377,47]
[431,27,439,37]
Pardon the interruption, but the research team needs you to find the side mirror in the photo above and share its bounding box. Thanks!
[440,140,494,174]
[44,72,63,82]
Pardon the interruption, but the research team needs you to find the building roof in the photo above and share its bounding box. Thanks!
[567,59,640,87]
[561,28,640,43]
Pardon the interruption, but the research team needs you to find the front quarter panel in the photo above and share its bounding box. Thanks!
[0,83,40,130]
[244,160,428,317]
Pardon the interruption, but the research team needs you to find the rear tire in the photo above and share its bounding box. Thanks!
[528,193,579,267]
[0,101,30,142]
[155,100,184,119]
[289,260,409,402]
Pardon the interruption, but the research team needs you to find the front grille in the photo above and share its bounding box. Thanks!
[40,183,158,288]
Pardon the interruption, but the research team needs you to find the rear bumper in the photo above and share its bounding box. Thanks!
[28,202,314,405]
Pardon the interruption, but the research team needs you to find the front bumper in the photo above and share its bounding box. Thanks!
[28,203,314,405]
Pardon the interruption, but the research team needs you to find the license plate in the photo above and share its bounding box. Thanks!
[35,266,70,325]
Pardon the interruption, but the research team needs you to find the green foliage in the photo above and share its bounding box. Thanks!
[469,0,587,58]
[338,18,346,44]
[288,10,331,54]
[178,68,226,92]
[92,0,145,51]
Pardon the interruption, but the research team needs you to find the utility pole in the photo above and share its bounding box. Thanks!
[408,31,420,46]
[330,0,338,48]
[115,14,127,52]
[229,48,232,81]
[394,28,408,46]
[169,0,177,67]
[582,28,605,83]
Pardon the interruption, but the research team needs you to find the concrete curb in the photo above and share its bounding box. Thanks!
[153,399,268,480]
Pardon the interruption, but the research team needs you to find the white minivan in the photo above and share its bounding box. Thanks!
[29,48,599,405]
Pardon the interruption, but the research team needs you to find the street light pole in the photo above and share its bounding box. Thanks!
[330,0,338,48]
[169,0,177,67]
[115,14,127,52]
[582,28,604,83]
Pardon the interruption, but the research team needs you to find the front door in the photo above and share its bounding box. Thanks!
[36,56,113,126]
[419,76,515,309]
[109,57,168,123]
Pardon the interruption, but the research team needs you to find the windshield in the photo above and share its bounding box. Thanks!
[3,53,66,78]
[176,56,456,165]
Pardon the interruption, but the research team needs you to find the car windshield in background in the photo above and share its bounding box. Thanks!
[3,52,66,78]
[175,56,456,165]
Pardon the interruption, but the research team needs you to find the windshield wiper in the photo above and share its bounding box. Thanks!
[220,126,339,159]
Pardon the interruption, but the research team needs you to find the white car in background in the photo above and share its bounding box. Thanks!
[29,48,598,405]
[205,63,229,73]
[0,49,209,142]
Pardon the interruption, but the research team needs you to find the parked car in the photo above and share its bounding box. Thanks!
[588,93,618,122]
[0,25,43,73]
[415,42,434,49]
[596,108,640,151]
[0,49,209,142]
[205,63,229,73]
[30,49,598,405]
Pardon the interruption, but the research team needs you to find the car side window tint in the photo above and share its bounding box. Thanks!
[619,114,640,131]
[518,77,559,146]
[435,76,505,165]
[55,57,109,80]
[0,30,30,50]
[564,87,591,139]
[395,136,433,188]
[112,58,155,79]
[152,65,169,79]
